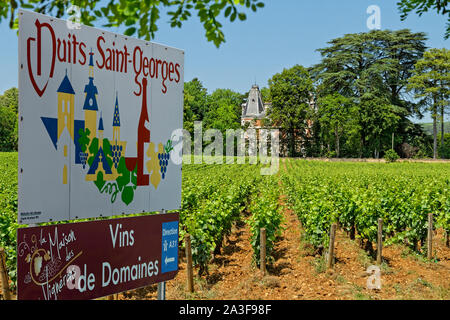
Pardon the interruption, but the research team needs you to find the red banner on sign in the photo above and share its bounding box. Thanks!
[17,213,179,300]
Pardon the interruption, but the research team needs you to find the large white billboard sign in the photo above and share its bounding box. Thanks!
[18,10,184,224]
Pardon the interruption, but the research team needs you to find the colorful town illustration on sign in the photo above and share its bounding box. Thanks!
[40,50,174,206]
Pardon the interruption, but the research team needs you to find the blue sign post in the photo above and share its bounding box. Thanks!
[161,221,179,274]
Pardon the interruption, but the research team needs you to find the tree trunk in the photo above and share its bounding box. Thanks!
[392,132,394,150]
[433,103,438,159]
[335,126,340,158]
[441,104,445,149]
[374,136,380,159]
[290,128,296,157]
[360,131,365,158]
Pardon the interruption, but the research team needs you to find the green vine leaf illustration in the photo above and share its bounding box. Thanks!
[116,157,130,192]
[116,157,137,206]
[78,128,91,153]
[122,186,134,206]
[88,137,99,166]
[94,171,106,192]
[102,138,114,169]
[164,139,174,153]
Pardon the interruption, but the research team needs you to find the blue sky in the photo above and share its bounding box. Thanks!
[0,0,448,122]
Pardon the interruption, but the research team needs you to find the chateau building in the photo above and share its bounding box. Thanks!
[241,85,271,129]
[240,84,315,157]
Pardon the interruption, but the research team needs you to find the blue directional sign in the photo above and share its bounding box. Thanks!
[161,221,179,274]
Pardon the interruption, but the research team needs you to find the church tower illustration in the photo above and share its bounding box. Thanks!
[98,112,104,141]
[111,92,126,172]
[56,70,75,185]
[86,112,113,182]
[57,70,75,141]
[41,68,86,185]
[83,49,99,144]
[113,93,120,143]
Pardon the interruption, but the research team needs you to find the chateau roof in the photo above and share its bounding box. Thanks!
[242,85,265,119]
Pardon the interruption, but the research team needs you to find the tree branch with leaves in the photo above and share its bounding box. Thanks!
[1,0,264,47]
[397,0,449,39]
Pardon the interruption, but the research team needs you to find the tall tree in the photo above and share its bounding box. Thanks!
[0,106,17,151]
[0,87,18,151]
[204,100,240,133]
[267,65,314,157]
[1,0,264,47]
[316,93,357,158]
[313,29,427,158]
[260,87,271,103]
[408,48,450,158]
[358,93,402,158]
[0,87,18,114]
[206,88,245,127]
[183,78,208,136]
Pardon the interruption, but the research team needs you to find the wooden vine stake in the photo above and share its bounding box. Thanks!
[376,218,383,265]
[327,223,337,269]
[0,247,11,300]
[185,233,194,293]
[260,228,266,276]
[427,213,433,260]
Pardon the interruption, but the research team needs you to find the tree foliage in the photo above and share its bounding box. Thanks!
[407,48,450,158]
[267,65,315,157]
[0,88,18,152]
[204,88,244,132]
[313,29,428,158]
[183,79,243,154]
[1,0,264,47]
[0,87,18,114]
[183,78,209,136]
[397,0,450,39]
[316,93,357,158]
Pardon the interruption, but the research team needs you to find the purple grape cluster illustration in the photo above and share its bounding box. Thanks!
[111,144,123,168]
[158,139,174,180]
[80,152,88,169]
[158,152,170,179]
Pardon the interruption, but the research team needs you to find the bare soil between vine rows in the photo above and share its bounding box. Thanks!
[114,206,450,300]
[115,161,450,301]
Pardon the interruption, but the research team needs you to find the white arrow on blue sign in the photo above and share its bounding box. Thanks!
[161,221,179,273]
